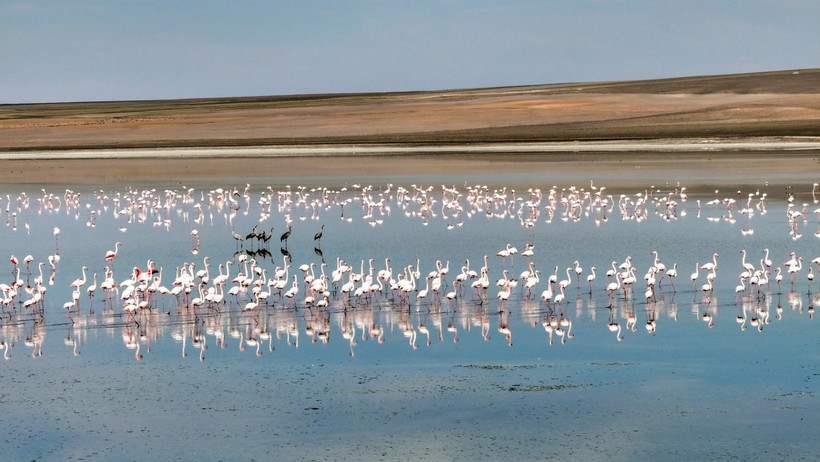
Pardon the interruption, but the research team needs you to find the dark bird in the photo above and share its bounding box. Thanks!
[314,225,325,242]
[245,225,259,241]
[259,227,274,246]
[280,226,292,245]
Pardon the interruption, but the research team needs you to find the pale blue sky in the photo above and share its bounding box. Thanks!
[1,1,817,103]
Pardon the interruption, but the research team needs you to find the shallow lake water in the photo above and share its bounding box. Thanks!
[0,170,818,461]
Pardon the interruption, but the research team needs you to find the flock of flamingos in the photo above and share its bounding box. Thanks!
[0,181,818,360]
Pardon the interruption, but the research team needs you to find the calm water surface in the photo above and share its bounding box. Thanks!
[1,175,817,461]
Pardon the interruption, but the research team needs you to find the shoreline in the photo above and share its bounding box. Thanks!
[2,137,820,160]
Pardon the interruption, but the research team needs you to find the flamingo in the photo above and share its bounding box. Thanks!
[586,266,597,293]
[523,270,540,298]
[33,262,45,287]
[455,263,470,289]
[519,260,535,282]
[700,253,719,271]
[416,276,431,304]
[619,256,632,272]
[774,267,783,291]
[105,242,122,261]
[762,248,772,268]
[644,267,657,288]
[606,272,622,303]
[690,262,700,289]
[645,285,654,303]
[740,249,755,273]
[70,266,88,290]
[445,280,458,303]
[548,265,559,284]
[573,260,583,287]
[540,280,554,304]
[783,252,799,268]
[606,260,618,278]
[495,269,510,288]
[558,267,572,290]
[735,277,746,294]
[651,250,666,274]
[496,243,515,261]
[284,275,299,304]
[23,255,34,275]
[553,284,566,306]
[9,255,19,274]
[470,266,490,295]
[465,258,479,279]
[242,292,260,311]
[786,256,802,284]
[666,263,678,290]
[701,280,713,294]
[86,273,97,307]
[497,281,512,309]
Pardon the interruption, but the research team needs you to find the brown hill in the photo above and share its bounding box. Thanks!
[1,68,818,150]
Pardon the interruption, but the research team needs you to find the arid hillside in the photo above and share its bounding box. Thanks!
[1,69,818,151]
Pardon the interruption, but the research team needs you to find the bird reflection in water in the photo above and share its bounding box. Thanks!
[607,306,624,342]
[1,272,818,361]
[497,307,512,346]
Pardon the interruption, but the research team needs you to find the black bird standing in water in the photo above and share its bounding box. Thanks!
[245,225,259,248]
[280,226,292,247]
[259,227,274,247]
[314,225,325,243]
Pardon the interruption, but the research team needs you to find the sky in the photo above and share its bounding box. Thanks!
[1,1,817,104]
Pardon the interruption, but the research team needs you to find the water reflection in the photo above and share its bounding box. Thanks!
[0,180,817,362]
[0,269,816,362]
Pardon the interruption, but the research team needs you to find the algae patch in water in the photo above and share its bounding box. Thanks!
[507,383,591,392]
[455,364,542,370]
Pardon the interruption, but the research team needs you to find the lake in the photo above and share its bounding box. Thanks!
[0,167,818,461]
